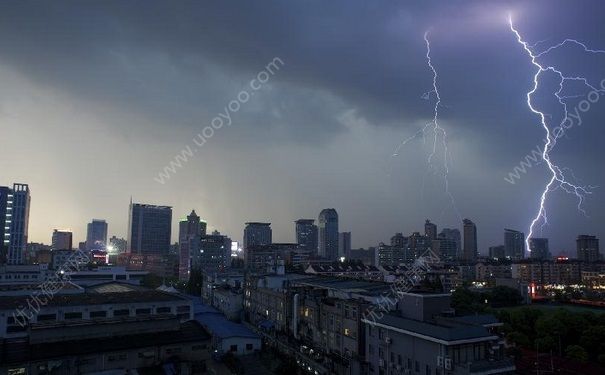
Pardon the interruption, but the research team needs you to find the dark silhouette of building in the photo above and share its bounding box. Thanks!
[128,201,172,255]
[318,208,339,261]
[577,235,600,262]
[295,219,318,252]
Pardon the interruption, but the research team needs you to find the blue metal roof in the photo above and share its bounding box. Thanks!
[190,297,260,340]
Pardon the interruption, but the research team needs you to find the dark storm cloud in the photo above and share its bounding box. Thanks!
[1,0,605,252]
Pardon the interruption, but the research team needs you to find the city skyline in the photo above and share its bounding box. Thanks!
[2,1,605,254]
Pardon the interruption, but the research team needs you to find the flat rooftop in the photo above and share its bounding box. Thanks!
[0,287,187,310]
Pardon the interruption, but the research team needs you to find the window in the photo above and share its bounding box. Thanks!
[90,311,107,318]
[177,305,190,313]
[114,309,130,317]
[108,354,127,362]
[192,344,207,351]
[230,345,238,352]
[157,307,171,314]
[37,314,56,322]
[415,361,419,372]
[136,308,151,316]
[65,312,82,320]
[246,344,253,350]
[426,365,431,375]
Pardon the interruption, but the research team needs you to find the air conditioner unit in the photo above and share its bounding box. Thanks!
[445,358,452,370]
[437,356,444,366]
[385,337,392,344]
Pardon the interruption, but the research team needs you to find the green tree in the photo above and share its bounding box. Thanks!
[565,345,588,362]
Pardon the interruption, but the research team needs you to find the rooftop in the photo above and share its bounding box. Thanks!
[0,285,186,310]
[365,313,497,344]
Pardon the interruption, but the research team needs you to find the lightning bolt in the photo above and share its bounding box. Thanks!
[392,30,461,220]
[508,15,601,255]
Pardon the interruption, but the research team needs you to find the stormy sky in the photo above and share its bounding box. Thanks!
[1,0,604,256]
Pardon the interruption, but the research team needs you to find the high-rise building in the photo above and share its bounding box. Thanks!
[0,186,9,264]
[489,245,506,260]
[407,232,431,261]
[462,218,477,261]
[504,229,525,260]
[377,242,405,266]
[243,222,272,264]
[127,202,172,255]
[86,219,108,251]
[295,219,318,252]
[178,210,203,280]
[424,219,437,240]
[108,236,127,253]
[439,228,461,256]
[529,238,550,260]
[3,184,31,265]
[318,208,339,261]
[338,232,351,259]
[52,229,73,251]
[577,235,600,262]
[197,230,232,271]
[432,236,458,261]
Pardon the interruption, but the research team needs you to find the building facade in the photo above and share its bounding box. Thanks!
[318,209,339,261]
[577,235,600,262]
[295,219,318,253]
[51,230,73,251]
[462,219,477,261]
[504,229,525,260]
[127,202,172,255]
[86,219,108,251]
[4,184,31,265]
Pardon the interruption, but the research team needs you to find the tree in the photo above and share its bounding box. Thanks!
[565,345,588,362]
[487,286,522,307]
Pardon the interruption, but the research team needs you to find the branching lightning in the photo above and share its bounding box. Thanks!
[508,15,602,255]
[392,30,461,220]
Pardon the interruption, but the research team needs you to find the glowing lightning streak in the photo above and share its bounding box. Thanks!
[508,15,600,255]
[391,31,460,220]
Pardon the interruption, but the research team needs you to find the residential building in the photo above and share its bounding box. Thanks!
[243,222,272,264]
[440,228,461,256]
[51,230,72,251]
[504,229,525,260]
[295,219,318,253]
[577,235,600,262]
[529,238,550,260]
[489,245,506,260]
[196,231,232,272]
[363,293,514,375]
[424,219,437,240]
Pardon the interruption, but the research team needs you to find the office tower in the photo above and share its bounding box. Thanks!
[439,228,461,256]
[529,238,550,260]
[86,219,108,251]
[52,229,73,251]
[178,210,203,280]
[424,219,437,240]
[318,208,339,261]
[504,229,525,260]
[489,245,506,260]
[462,218,477,261]
[127,202,172,255]
[243,222,272,264]
[0,186,9,264]
[295,219,318,252]
[108,236,127,253]
[338,232,351,259]
[577,235,600,262]
[3,184,31,265]
[197,230,232,271]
